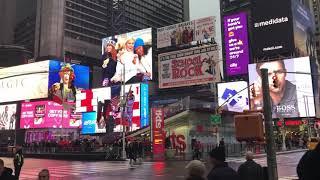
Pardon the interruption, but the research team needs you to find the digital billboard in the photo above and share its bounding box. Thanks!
[101,28,152,86]
[0,104,17,130]
[251,0,294,58]
[157,16,215,48]
[76,83,149,133]
[158,45,220,89]
[20,101,82,129]
[248,57,315,118]
[217,81,249,112]
[81,112,98,135]
[291,0,316,57]
[0,60,90,104]
[223,12,249,76]
[0,61,50,103]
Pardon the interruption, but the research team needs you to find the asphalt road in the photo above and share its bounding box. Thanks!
[1,151,304,180]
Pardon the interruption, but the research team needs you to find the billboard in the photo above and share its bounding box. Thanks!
[249,57,315,118]
[81,112,98,134]
[291,0,316,57]
[158,45,220,89]
[152,108,165,160]
[217,81,249,112]
[20,101,82,129]
[101,28,152,85]
[0,104,17,130]
[157,16,215,48]
[0,60,90,104]
[252,0,294,57]
[223,12,250,76]
[0,61,50,103]
[76,83,149,133]
[48,61,90,110]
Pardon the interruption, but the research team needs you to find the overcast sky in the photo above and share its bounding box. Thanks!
[189,0,216,20]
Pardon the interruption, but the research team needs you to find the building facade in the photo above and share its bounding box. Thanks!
[312,0,320,62]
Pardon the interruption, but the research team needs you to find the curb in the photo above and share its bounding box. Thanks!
[254,149,307,159]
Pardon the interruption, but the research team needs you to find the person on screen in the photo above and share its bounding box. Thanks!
[9,112,15,130]
[251,60,299,118]
[111,38,138,83]
[50,64,77,110]
[133,38,152,82]
[101,38,118,87]
[0,106,9,130]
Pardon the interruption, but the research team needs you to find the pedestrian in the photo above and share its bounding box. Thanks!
[193,141,201,160]
[237,151,263,180]
[207,147,239,180]
[297,142,320,180]
[38,169,50,180]
[0,159,15,180]
[185,160,206,180]
[127,141,136,167]
[13,145,24,179]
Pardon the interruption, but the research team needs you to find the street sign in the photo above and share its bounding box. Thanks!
[210,114,221,125]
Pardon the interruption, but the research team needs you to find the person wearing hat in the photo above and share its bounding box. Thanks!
[237,151,263,180]
[101,38,118,87]
[133,38,152,82]
[207,147,239,180]
[185,160,206,180]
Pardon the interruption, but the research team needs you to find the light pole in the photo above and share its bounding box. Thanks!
[121,63,126,159]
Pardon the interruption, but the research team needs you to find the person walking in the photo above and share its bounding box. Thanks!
[237,151,264,180]
[185,160,206,180]
[297,142,320,180]
[207,147,239,180]
[13,145,24,179]
[38,169,50,180]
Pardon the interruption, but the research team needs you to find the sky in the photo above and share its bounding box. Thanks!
[189,0,216,20]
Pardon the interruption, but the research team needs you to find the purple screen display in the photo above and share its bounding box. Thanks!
[224,12,250,76]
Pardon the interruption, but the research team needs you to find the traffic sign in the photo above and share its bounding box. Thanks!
[210,114,221,125]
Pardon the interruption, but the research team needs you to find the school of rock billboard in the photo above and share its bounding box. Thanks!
[223,12,250,76]
[157,16,215,49]
[158,45,220,89]
[217,81,249,112]
[249,57,315,118]
[0,60,90,104]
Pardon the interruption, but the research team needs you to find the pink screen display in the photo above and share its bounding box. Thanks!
[20,101,82,129]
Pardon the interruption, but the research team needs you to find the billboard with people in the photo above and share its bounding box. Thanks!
[249,57,315,118]
[0,104,17,130]
[101,28,152,87]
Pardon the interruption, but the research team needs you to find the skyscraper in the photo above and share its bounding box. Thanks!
[312,0,320,61]
[1,0,186,66]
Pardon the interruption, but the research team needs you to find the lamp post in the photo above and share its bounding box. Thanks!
[121,63,126,159]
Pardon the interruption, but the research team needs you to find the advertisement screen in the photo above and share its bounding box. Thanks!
[152,108,165,160]
[20,101,82,129]
[223,12,249,76]
[76,83,149,133]
[291,0,316,57]
[48,61,90,110]
[249,57,315,118]
[0,104,17,130]
[158,45,220,89]
[0,61,50,103]
[252,0,294,58]
[101,28,152,85]
[157,16,215,48]
[81,112,98,135]
[217,81,249,112]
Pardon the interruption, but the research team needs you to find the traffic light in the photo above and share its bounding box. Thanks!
[272,75,278,88]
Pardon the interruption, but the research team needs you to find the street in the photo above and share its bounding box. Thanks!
[0,151,304,180]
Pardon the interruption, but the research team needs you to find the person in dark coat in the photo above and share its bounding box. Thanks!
[185,160,206,180]
[102,39,118,87]
[237,151,263,180]
[207,147,239,180]
[297,142,320,180]
[14,145,24,179]
[0,159,15,180]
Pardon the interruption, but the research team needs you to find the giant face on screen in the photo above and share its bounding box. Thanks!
[0,104,17,130]
[249,57,315,118]
[101,28,152,85]
[217,81,249,112]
